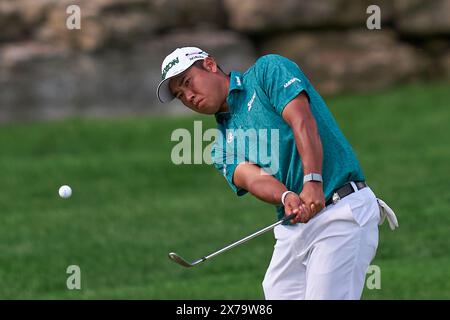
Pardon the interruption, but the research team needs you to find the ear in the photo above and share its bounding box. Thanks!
[203,57,218,72]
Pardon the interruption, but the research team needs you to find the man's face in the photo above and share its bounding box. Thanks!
[169,59,226,114]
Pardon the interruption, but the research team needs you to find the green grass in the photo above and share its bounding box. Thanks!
[0,81,449,299]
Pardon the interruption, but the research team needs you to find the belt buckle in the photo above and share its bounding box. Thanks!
[332,192,340,204]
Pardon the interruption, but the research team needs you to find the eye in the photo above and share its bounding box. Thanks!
[184,78,190,86]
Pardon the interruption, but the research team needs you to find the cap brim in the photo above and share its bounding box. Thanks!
[156,78,175,103]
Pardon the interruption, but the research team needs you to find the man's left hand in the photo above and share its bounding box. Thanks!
[298,182,325,223]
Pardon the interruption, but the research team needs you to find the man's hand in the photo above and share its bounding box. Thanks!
[284,192,307,224]
[298,182,325,223]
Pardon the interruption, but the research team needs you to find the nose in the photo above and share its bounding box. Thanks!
[185,89,195,104]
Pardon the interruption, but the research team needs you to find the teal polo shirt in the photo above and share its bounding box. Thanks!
[211,54,365,220]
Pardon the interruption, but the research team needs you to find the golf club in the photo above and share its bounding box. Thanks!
[168,213,297,268]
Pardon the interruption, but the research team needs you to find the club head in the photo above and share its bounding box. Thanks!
[168,252,195,268]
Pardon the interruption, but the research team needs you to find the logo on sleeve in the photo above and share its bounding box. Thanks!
[283,77,301,88]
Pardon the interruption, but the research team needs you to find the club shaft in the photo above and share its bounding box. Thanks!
[200,214,294,262]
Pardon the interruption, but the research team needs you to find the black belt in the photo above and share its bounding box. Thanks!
[325,181,367,206]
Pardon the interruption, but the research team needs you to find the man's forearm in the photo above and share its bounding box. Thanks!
[282,97,326,218]
[246,175,288,205]
[291,113,323,176]
[281,93,323,176]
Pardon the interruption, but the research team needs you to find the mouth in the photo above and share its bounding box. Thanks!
[195,98,204,108]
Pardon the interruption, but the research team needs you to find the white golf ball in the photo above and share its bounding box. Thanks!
[59,185,72,199]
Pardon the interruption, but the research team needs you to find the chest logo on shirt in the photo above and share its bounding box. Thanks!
[247,91,256,111]
[283,77,301,88]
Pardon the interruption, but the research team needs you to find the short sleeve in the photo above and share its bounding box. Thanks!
[256,55,307,116]
[211,142,248,196]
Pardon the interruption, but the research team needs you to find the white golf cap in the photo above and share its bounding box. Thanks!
[156,47,209,103]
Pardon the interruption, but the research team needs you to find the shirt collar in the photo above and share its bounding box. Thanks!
[215,112,231,124]
[228,70,244,92]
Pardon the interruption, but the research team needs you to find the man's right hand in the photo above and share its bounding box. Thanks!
[284,192,306,224]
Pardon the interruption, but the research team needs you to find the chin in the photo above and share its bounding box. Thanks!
[199,109,216,115]
[196,103,217,115]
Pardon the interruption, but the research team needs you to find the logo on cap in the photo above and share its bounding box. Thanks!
[186,51,208,61]
[162,57,180,80]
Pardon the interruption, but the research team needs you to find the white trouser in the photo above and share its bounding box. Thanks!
[262,184,380,300]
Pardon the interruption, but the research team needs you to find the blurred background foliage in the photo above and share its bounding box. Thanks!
[0,0,449,122]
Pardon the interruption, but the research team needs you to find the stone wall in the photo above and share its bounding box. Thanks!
[0,0,449,123]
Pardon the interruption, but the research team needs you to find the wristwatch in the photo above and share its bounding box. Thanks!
[303,173,323,184]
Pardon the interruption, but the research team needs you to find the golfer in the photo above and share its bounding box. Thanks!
[156,47,397,300]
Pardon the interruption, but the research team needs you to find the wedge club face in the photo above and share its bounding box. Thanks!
[168,252,205,268]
